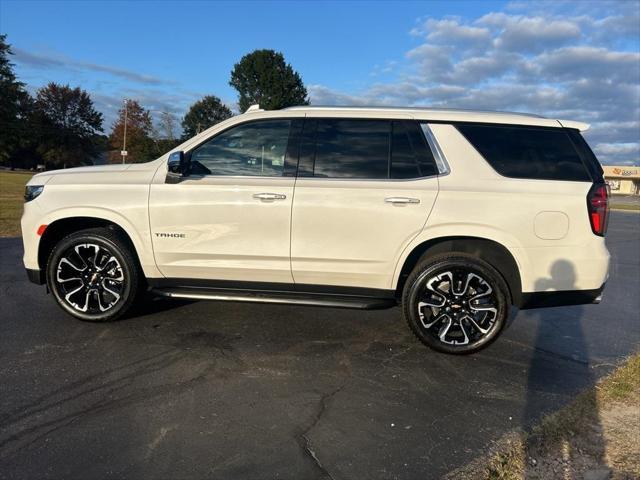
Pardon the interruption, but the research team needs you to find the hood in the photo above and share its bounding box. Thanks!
[31,163,132,181]
[26,161,163,187]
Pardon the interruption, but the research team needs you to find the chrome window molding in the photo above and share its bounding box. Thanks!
[183,174,287,181]
[182,174,438,183]
[421,124,450,176]
[293,175,438,183]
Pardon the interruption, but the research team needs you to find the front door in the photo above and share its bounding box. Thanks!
[149,118,301,284]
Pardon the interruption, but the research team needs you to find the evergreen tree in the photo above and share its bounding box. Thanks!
[230,50,309,112]
[181,95,232,139]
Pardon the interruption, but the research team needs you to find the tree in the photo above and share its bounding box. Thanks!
[155,111,181,153]
[34,83,104,168]
[108,100,157,163]
[158,111,178,141]
[0,34,32,167]
[229,50,309,112]
[181,95,232,139]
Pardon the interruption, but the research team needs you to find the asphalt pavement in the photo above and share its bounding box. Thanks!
[1,212,639,480]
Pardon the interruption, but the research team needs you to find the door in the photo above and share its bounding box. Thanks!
[291,118,439,290]
[149,118,301,283]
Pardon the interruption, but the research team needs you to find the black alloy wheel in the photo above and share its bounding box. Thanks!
[403,254,509,354]
[47,228,141,321]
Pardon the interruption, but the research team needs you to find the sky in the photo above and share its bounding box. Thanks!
[1,0,639,165]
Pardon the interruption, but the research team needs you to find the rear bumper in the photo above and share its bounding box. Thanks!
[519,283,605,309]
[26,268,45,285]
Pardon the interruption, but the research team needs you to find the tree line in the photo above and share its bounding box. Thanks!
[0,34,309,169]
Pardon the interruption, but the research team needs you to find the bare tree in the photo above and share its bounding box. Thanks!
[159,111,178,141]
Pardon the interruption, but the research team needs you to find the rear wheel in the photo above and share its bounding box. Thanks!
[402,253,509,354]
[46,228,141,322]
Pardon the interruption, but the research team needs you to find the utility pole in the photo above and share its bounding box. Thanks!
[121,99,128,164]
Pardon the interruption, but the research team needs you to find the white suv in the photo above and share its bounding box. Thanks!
[21,106,610,354]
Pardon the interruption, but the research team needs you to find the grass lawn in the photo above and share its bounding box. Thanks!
[0,171,33,237]
[449,353,640,479]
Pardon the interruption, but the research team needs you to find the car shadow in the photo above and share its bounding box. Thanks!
[123,291,194,319]
[522,259,606,476]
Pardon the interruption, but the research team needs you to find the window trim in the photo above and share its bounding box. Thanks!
[421,124,450,176]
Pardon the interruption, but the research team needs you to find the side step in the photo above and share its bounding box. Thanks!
[151,287,396,310]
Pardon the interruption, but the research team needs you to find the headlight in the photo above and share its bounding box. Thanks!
[24,185,44,202]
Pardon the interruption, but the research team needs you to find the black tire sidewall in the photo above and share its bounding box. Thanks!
[46,230,138,322]
[403,254,509,354]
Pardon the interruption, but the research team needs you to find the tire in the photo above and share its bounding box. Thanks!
[46,227,142,322]
[402,253,510,354]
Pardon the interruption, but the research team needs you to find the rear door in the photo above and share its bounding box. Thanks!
[290,118,439,290]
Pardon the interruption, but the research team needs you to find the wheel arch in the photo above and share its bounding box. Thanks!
[38,216,145,280]
[395,236,522,306]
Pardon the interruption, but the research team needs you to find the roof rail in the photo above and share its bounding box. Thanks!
[245,104,263,113]
[283,105,546,118]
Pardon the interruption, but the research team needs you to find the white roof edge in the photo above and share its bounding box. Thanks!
[558,119,590,131]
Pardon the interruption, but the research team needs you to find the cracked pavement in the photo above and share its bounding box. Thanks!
[1,212,638,479]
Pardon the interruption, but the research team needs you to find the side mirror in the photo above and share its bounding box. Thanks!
[166,151,190,183]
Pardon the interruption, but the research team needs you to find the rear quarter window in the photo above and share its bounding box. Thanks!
[456,124,592,182]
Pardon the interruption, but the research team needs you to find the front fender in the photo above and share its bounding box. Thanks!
[38,206,161,278]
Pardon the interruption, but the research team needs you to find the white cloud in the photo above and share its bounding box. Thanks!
[13,48,173,86]
[308,4,640,165]
[535,47,640,82]
[479,15,581,53]
[593,142,640,156]
[413,18,492,46]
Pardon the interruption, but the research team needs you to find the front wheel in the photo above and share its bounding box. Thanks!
[46,228,141,322]
[402,254,510,354]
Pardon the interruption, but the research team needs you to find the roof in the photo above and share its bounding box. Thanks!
[275,105,589,131]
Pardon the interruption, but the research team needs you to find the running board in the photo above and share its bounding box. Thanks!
[151,287,396,310]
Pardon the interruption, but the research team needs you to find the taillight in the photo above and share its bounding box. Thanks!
[587,183,610,236]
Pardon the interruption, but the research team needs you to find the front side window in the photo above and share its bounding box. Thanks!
[190,120,291,176]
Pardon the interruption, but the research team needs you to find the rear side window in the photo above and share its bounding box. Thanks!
[313,119,389,179]
[456,124,592,181]
[298,119,438,179]
[566,129,604,182]
[391,121,438,179]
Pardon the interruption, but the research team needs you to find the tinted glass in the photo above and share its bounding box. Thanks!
[457,124,591,181]
[567,129,603,182]
[391,122,419,179]
[391,121,438,179]
[190,120,291,176]
[313,120,389,179]
[297,119,318,177]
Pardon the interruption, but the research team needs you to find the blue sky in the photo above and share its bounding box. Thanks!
[1,0,639,164]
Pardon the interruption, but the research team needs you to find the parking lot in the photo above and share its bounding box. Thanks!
[1,212,638,480]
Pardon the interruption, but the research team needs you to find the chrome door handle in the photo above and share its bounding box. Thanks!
[253,192,287,201]
[385,197,420,204]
